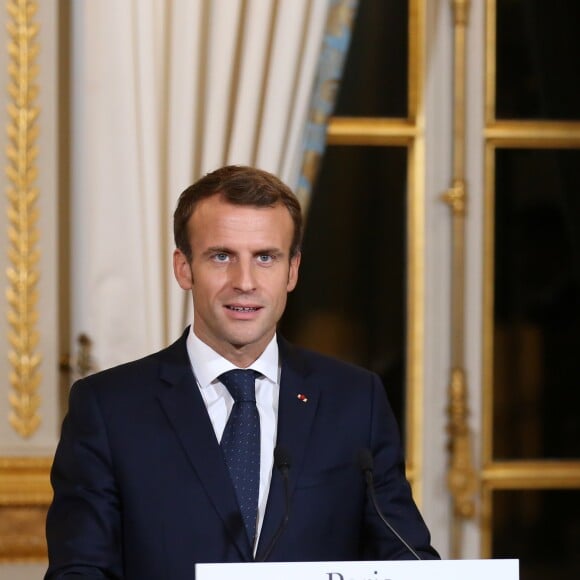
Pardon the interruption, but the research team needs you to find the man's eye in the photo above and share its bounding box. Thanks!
[257,255,274,264]
[213,253,229,262]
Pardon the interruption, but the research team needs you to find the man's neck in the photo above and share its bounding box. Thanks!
[192,328,274,368]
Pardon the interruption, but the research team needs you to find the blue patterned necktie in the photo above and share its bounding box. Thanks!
[219,369,261,545]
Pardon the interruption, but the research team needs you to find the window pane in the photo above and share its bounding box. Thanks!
[334,0,408,118]
[493,489,580,579]
[493,148,580,459]
[281,146,407,429]
[496,0,580,120]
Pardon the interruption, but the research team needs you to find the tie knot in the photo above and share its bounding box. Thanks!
[219,369,260,403]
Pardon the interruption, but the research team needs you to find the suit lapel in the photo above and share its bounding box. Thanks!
[256,338,319,560]
[155,331,252,560]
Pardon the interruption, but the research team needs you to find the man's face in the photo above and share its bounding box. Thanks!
[173,195,300,366]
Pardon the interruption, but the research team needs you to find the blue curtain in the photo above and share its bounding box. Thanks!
[296,0,359,212]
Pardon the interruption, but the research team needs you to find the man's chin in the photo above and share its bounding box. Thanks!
[227,335,262,351]
[223,328,273,352]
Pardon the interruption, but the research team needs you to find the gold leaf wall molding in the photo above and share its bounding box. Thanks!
[0,456,52,505]
[443,0,478,559]
[0,457,51,561]
[5,0,41,438]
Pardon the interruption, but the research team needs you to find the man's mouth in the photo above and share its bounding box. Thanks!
[226,306,260,312]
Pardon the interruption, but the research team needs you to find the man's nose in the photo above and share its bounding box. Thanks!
[231,260,256,292]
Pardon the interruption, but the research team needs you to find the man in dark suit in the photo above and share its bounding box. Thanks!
[45,165,438,579]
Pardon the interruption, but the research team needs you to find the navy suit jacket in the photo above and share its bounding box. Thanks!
[45,329,437,579]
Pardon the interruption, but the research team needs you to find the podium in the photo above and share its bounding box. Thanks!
[196,559,519,579]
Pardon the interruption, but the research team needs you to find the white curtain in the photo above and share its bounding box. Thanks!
[71,0,329,371]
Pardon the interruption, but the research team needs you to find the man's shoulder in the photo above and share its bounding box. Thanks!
[280,338,377,382]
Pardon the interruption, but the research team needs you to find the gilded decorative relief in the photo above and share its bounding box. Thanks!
[5,0,41,437]
[0,457,51,561]
[443,0,477,558]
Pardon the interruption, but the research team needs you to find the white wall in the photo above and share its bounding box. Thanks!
[421,0,486,558]
[422,0,454,558]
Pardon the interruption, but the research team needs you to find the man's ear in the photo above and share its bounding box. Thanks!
[173,249,193,290]
[287,252,301,292]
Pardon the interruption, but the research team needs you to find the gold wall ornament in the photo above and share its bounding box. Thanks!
[452,0,470,27]
[59,333,97,381]
[441,178,467,216]
[446,367,478,518]
[443,0,478,559]
[0,456,51,561]
[5,0,42,438]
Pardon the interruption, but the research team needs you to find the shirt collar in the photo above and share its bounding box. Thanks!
[186,326,279,388]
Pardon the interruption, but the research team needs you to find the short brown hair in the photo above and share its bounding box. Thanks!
[174,165,303,261]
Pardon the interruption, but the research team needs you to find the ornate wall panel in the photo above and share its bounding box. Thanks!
[0,457,51,561]
[0,0,60,567]
[5,0,42,439]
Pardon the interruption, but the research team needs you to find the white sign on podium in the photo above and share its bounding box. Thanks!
[196,558,518,580]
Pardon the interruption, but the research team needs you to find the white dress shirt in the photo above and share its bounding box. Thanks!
[185,327,280,548]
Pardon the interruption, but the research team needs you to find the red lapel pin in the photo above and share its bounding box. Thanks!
[297,393,308,403]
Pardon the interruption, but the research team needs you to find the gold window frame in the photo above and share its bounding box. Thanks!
[481,0,580,558]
